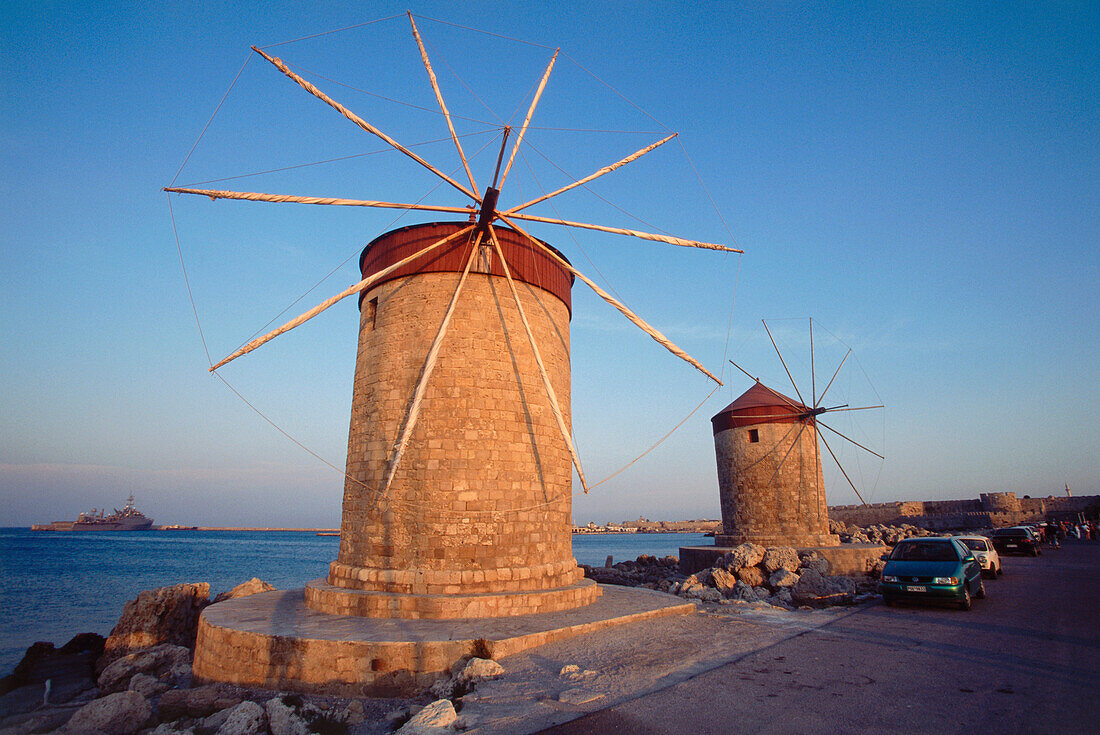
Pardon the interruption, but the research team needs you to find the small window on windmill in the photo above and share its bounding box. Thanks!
[748,429,760,443]
[366,297,378,330]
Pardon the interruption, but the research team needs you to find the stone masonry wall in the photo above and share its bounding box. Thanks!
[831,492,1100,529]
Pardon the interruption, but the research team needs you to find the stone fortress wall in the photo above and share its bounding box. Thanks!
[829,491,1099,530]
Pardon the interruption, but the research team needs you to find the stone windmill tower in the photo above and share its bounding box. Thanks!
[167,13,737,626]
[711,382,837,547]
[710,320,883,550]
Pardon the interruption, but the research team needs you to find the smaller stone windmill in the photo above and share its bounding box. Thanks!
[710,320,883,550]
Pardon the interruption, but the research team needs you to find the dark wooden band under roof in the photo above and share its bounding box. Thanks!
[359,221,574,314]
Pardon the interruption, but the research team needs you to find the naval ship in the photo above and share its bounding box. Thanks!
[32,494,154,531]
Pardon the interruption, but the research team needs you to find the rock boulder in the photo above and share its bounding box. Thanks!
[213,578,275,604]
[97,584,210,673]
[127,672,170,698]
[158,684,244,721]
[265,696,309,735]
[709,567,739,596]
[456,657,504,685]
[397,699,456,734]
[0,633,103,714]
[768,569,800,589]
[65,690,151,735]
[98,644,191,694]
[724,543,766,570]
[791,569,857,605]
[215,701,266,735]
[737,566,766,587]
[762,547,801,574]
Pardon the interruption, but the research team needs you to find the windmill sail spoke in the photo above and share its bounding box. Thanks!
[762,320,806,406]
[502,211,740,253]
[825,405,884,413]
[164,187,472,216]
[498,214,723,385]
[487,225,590,493]
[378,231,483,500]
[407,12,479,195]
[251,46,480,203]
[505,134,677,214]
[209,225,476,371]
[816,348,851,407]
[498,49,559,189]
[810,317,816,408]
[818,421,885,460]
[819,432,868,505]
[728,359,759,383]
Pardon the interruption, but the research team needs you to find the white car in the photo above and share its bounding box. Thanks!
[953,535,1002,578]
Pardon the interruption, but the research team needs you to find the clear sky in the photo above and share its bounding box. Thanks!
[2,2,1097,528]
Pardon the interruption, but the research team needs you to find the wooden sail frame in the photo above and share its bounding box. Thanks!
[167,21,740,496]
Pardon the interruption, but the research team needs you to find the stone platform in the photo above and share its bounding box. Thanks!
[304,576,600,619]
[678,543,888,577]
[192,584,694,696]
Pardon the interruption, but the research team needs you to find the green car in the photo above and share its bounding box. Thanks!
[880,537,986,610]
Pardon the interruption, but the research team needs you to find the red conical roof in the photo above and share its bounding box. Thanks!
[711,382,810,434]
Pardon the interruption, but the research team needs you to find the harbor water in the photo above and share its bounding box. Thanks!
[0,528,707,674]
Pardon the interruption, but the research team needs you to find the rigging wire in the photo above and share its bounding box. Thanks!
[414,13,556,50]
[674,137,738,248]
[514,142,626,304]
[516,136,676,238]
[587,382,722,491]
[259,14,406,49]
[175,129,497,188]
[720,256,743,385]
[559,51,672,133]
[281,60,499,127]
[170,52,253,187]
[427,36,506,126]
[520,126,664,134]
[167,194,212,367]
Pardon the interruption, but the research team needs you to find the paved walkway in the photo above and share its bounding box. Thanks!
[530,541,1100,735]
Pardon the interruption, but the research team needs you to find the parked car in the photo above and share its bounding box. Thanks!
[953,535,1002,577]
[988,526,1042,556]
[881,537,986,610]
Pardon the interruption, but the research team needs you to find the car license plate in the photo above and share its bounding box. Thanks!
[906,585,926,592]
[1007,544,1017,548]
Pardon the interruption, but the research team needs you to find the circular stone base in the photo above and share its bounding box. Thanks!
[192,586,694,697]
[304,576,601,619]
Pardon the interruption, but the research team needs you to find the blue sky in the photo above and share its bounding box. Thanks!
[1,2,1097,527]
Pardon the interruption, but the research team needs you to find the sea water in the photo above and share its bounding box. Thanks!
[0,528,706,674]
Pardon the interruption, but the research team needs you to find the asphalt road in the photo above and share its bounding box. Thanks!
[537,540,1100,735]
